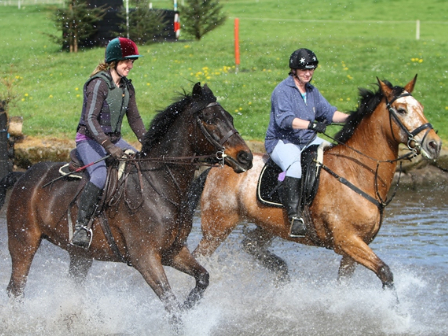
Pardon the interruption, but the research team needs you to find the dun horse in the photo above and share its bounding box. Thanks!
[5,83,253,324]
[192,77,441,292]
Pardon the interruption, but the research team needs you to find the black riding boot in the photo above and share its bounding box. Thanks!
[281,176,306,238]
[72,182,102,248]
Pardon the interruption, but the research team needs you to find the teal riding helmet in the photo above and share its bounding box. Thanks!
[105,37,142,63]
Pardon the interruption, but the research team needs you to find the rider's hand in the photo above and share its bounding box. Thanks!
[103,141,124,160]
[308,121,327,133]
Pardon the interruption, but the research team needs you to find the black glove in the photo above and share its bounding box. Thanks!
[308,121,327,133]
[103,140,124,160]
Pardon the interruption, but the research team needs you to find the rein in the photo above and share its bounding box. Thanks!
[318,91,430,212]
[117,101,240,207]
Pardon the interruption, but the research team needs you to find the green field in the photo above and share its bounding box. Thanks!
[1,0,448,146]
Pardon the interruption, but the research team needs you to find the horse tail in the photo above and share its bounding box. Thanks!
[0,171,25,210]
[186,167,211,215]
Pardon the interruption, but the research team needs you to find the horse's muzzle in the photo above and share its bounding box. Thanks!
[421,136,442,160]
[227,150,253,173]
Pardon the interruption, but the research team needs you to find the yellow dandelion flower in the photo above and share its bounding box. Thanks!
[147,83,150,86]
[75,87,79,91]
[49,95,53,98]
[25,93,29,97]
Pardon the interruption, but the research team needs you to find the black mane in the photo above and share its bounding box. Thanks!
[141,84,216,152]
[141,92,192,152]
[334,80,406,143]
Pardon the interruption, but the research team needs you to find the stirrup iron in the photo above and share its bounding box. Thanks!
[289,216,306,238]
[71,225,93,249]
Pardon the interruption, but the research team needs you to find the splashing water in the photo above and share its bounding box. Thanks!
[0,186,446,335]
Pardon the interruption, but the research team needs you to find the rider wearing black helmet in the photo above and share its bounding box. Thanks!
[265,48,349,238]
[72,37,147,248]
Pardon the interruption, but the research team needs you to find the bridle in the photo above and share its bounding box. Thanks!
[193,101,240,166]
[386,92,433,156]
[319,90,436,214]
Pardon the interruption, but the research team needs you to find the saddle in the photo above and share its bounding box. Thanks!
[63,148,140,260]
[257,142,331,209]
[60,148,135,205]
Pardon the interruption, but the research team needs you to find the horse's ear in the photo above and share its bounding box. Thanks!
[404,74,418,94]
[377,77,394,101]
[192,82,202,99]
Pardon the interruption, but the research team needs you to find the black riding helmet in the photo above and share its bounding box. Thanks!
[289,48,319,70]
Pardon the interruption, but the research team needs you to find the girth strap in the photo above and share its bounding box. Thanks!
[98,213,132,266]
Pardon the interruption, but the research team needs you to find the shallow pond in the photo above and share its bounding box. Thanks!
[0,185,446,335]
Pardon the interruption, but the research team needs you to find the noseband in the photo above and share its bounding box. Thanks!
[386,93,433,154]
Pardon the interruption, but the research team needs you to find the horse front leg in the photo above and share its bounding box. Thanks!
[335,236,395,291]
[132,253,182,324]
[68,251,93,283]
[168,245,209,310]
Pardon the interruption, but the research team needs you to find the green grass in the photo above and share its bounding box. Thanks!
[1,0,448,146]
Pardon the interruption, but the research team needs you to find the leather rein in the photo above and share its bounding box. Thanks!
[319,91,434,213]
[119,101,240,207]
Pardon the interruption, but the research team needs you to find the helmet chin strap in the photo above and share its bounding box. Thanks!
[114,64,124,78]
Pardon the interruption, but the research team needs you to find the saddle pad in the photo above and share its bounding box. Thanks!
[257,141,331,208]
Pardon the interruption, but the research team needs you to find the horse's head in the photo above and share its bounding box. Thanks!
[189,83,253,172]
[378,75,442,160]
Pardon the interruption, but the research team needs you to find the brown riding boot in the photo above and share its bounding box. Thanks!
[71,182,102,248]
[281,176,306,238]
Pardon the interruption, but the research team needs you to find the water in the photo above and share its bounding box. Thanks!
[0,185,447,335]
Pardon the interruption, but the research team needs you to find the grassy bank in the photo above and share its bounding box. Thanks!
[1,0,448,145]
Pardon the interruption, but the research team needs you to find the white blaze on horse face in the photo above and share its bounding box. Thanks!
[394,93,427,140]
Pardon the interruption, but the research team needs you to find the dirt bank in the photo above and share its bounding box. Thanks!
[12,136,448,188]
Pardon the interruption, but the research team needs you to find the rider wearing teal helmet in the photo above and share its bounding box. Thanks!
[72,37,146,248]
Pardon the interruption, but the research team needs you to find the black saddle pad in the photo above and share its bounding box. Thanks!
[257,144,322,208]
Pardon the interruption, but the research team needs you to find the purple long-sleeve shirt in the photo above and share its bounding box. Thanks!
[265,75,337,154]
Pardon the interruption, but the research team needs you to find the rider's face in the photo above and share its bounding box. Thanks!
[116,59,135,77]
[295,68,315,84]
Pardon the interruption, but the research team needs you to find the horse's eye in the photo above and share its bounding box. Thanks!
[397,108,407,115]
[201,110,215,124]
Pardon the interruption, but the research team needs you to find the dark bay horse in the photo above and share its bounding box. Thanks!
[6,83,253,324]
[192,77,442,291]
